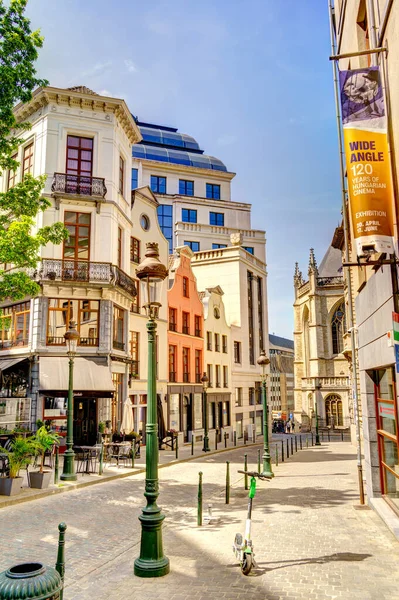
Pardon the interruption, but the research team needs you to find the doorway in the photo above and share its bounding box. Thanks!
[182,395,192,442]
[73,397,97,445]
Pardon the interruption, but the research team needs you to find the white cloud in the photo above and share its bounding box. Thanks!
[80,60,112,78]
[124,59,137,73]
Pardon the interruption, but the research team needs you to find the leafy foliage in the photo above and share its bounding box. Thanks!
[0,0,67,301]
[5,436,34,478]
[32,426,60,473]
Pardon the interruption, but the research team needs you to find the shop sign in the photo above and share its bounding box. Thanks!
[378,402,395,420]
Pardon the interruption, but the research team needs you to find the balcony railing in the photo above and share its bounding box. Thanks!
[169,371,176,383]
[169,323,177,332]
[182,326,190,335]
[130,360,140,379]
[183,373,190,383]
[0,338,29,350]
[34,259,137,298]
[195,373,202,383]
[47,336,99,347]
[195,329,201,337]
[52,173,107,198]
[113,340,125,351]
[317,276,344,287]
[131,303,140,314]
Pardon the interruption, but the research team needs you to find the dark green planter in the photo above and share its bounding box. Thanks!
[29,471,52,489]
[0,562,62,599]
[0,477,23,496]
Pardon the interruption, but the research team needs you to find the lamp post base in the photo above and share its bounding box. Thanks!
[134,510,170,578]
[315,436,321,446]
[261,454,274,479]
[60,450,76,482]
[202,437,210,452]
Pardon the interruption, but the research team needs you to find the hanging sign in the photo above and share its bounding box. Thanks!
[339,67,394,255]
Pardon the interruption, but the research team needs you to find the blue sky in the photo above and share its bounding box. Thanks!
[26,0,341,339]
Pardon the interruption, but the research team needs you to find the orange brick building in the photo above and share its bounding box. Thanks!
[167,247,204,442]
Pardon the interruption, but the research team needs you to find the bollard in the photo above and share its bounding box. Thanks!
[175,435,179,459]
[341,430,344,442]
[306,436,309,448]
[244,454,248,490]
[257,448,261,472]
[295,436,298,453]
[224,432,228,448]
[131,441,135,469]
[300,435,302,450]
[281,439,284,462]
[291,436,294,455]
[226,461,230,504]
[244,432,247,445]
[275,445,278,467]
[197,472,203,526]
[234,431,237,446]
[215,430,218,450]
[55,522,67,599]
[328,430,330,442]
[191,435,194,456]
[54,446,59,485]
[99,442,104,475]
[286,437,289,458]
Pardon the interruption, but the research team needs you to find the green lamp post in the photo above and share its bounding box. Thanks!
[257,350,274,478]
[315,385,321,446]
[201,372,210,452]
[60,320,79,482]
[134,242,170,578]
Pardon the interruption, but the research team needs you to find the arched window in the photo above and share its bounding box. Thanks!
[325,395,343,427]
[303,306,310,377]
[331,302,346,355]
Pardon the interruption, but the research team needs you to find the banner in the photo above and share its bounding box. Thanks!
[339,67,394,255]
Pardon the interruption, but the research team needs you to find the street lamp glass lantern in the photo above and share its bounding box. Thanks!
[136,242,168,320]
[64,320,79,355]
[201,372,209,391]
[257,350,270,381]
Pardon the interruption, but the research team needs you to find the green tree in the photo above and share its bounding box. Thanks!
[0,0,67,301]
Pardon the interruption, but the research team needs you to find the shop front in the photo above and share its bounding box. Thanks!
[0,357,31,432]
[207,392,231,441]
[167,385,203,442]
[39,356,115,449]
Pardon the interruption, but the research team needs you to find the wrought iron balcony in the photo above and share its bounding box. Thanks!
[195,373,202,383]
[130,360,140,379]
[113,340,125,351]
[0,338,29,350]
[169,371,176,383]
[183,373,190,383]
[46,336,99,347]
[34,259,137,298]
[51,173,107,198]
[169,323,177,332]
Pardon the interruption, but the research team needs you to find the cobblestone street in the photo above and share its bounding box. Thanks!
[1,440,398,600]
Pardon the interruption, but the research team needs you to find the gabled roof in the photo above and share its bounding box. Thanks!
[318,245,342,277]
[269,334,294,351]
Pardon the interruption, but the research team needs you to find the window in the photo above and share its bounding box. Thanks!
[207,331,212,351]
[215,365,221,388]
[0,302,30,349]
[151,175,166,194]
[179,179,194,195]
[131,168,138,191]
[182,209,197,223]
[7,154,17,190]
[195,349,202,383]
[206,183,220,199]
[66,136,93,194]
[119,156,125,195]
[195,315,201,337]
[257,277,264,354]
[215,333,220,352]
[223,366,228,388]
[214,307,220,319]
[130,331,139,379]
[63,211,91,262]
[182,311,190,335]
[243,246,254,255]
[131,282,140,314]
[22,143,34,179]
[113,306,125,351]
[169,307,177,331]
[184,241,200,252]
[130,237,140,263]
[140,214,150,231]
[249,387,255,405]
[169,345,177,382]
[183,276,189,297]
[325,395,343,427]
[157,204,173,253]
[117,227,122,268]
[212,244,227,249]
[234,341,241,363]
[183,347,190,382]
[47,299,99,346]
[235,387,243,407]
[247,271,255,364]
[207,364,213,388]
[112,373,124,431]
[332,302,346,354]
[222,335,227,353]
[209,212,224,226]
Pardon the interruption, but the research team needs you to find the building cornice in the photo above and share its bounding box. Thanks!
[135,157,236,180]
[13,86,142,145]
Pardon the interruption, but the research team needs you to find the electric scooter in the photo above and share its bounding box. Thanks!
[233,470,272,575]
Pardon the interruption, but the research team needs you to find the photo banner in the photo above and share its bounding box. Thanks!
[339,67,394,254]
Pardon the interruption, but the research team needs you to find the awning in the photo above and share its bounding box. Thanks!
[39,357,115,393]
[0,357,28,373]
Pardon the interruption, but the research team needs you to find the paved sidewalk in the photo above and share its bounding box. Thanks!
[0,440,398,599]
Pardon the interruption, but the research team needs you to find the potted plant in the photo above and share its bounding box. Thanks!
[30,426,60,489]
[0,436,34,496]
